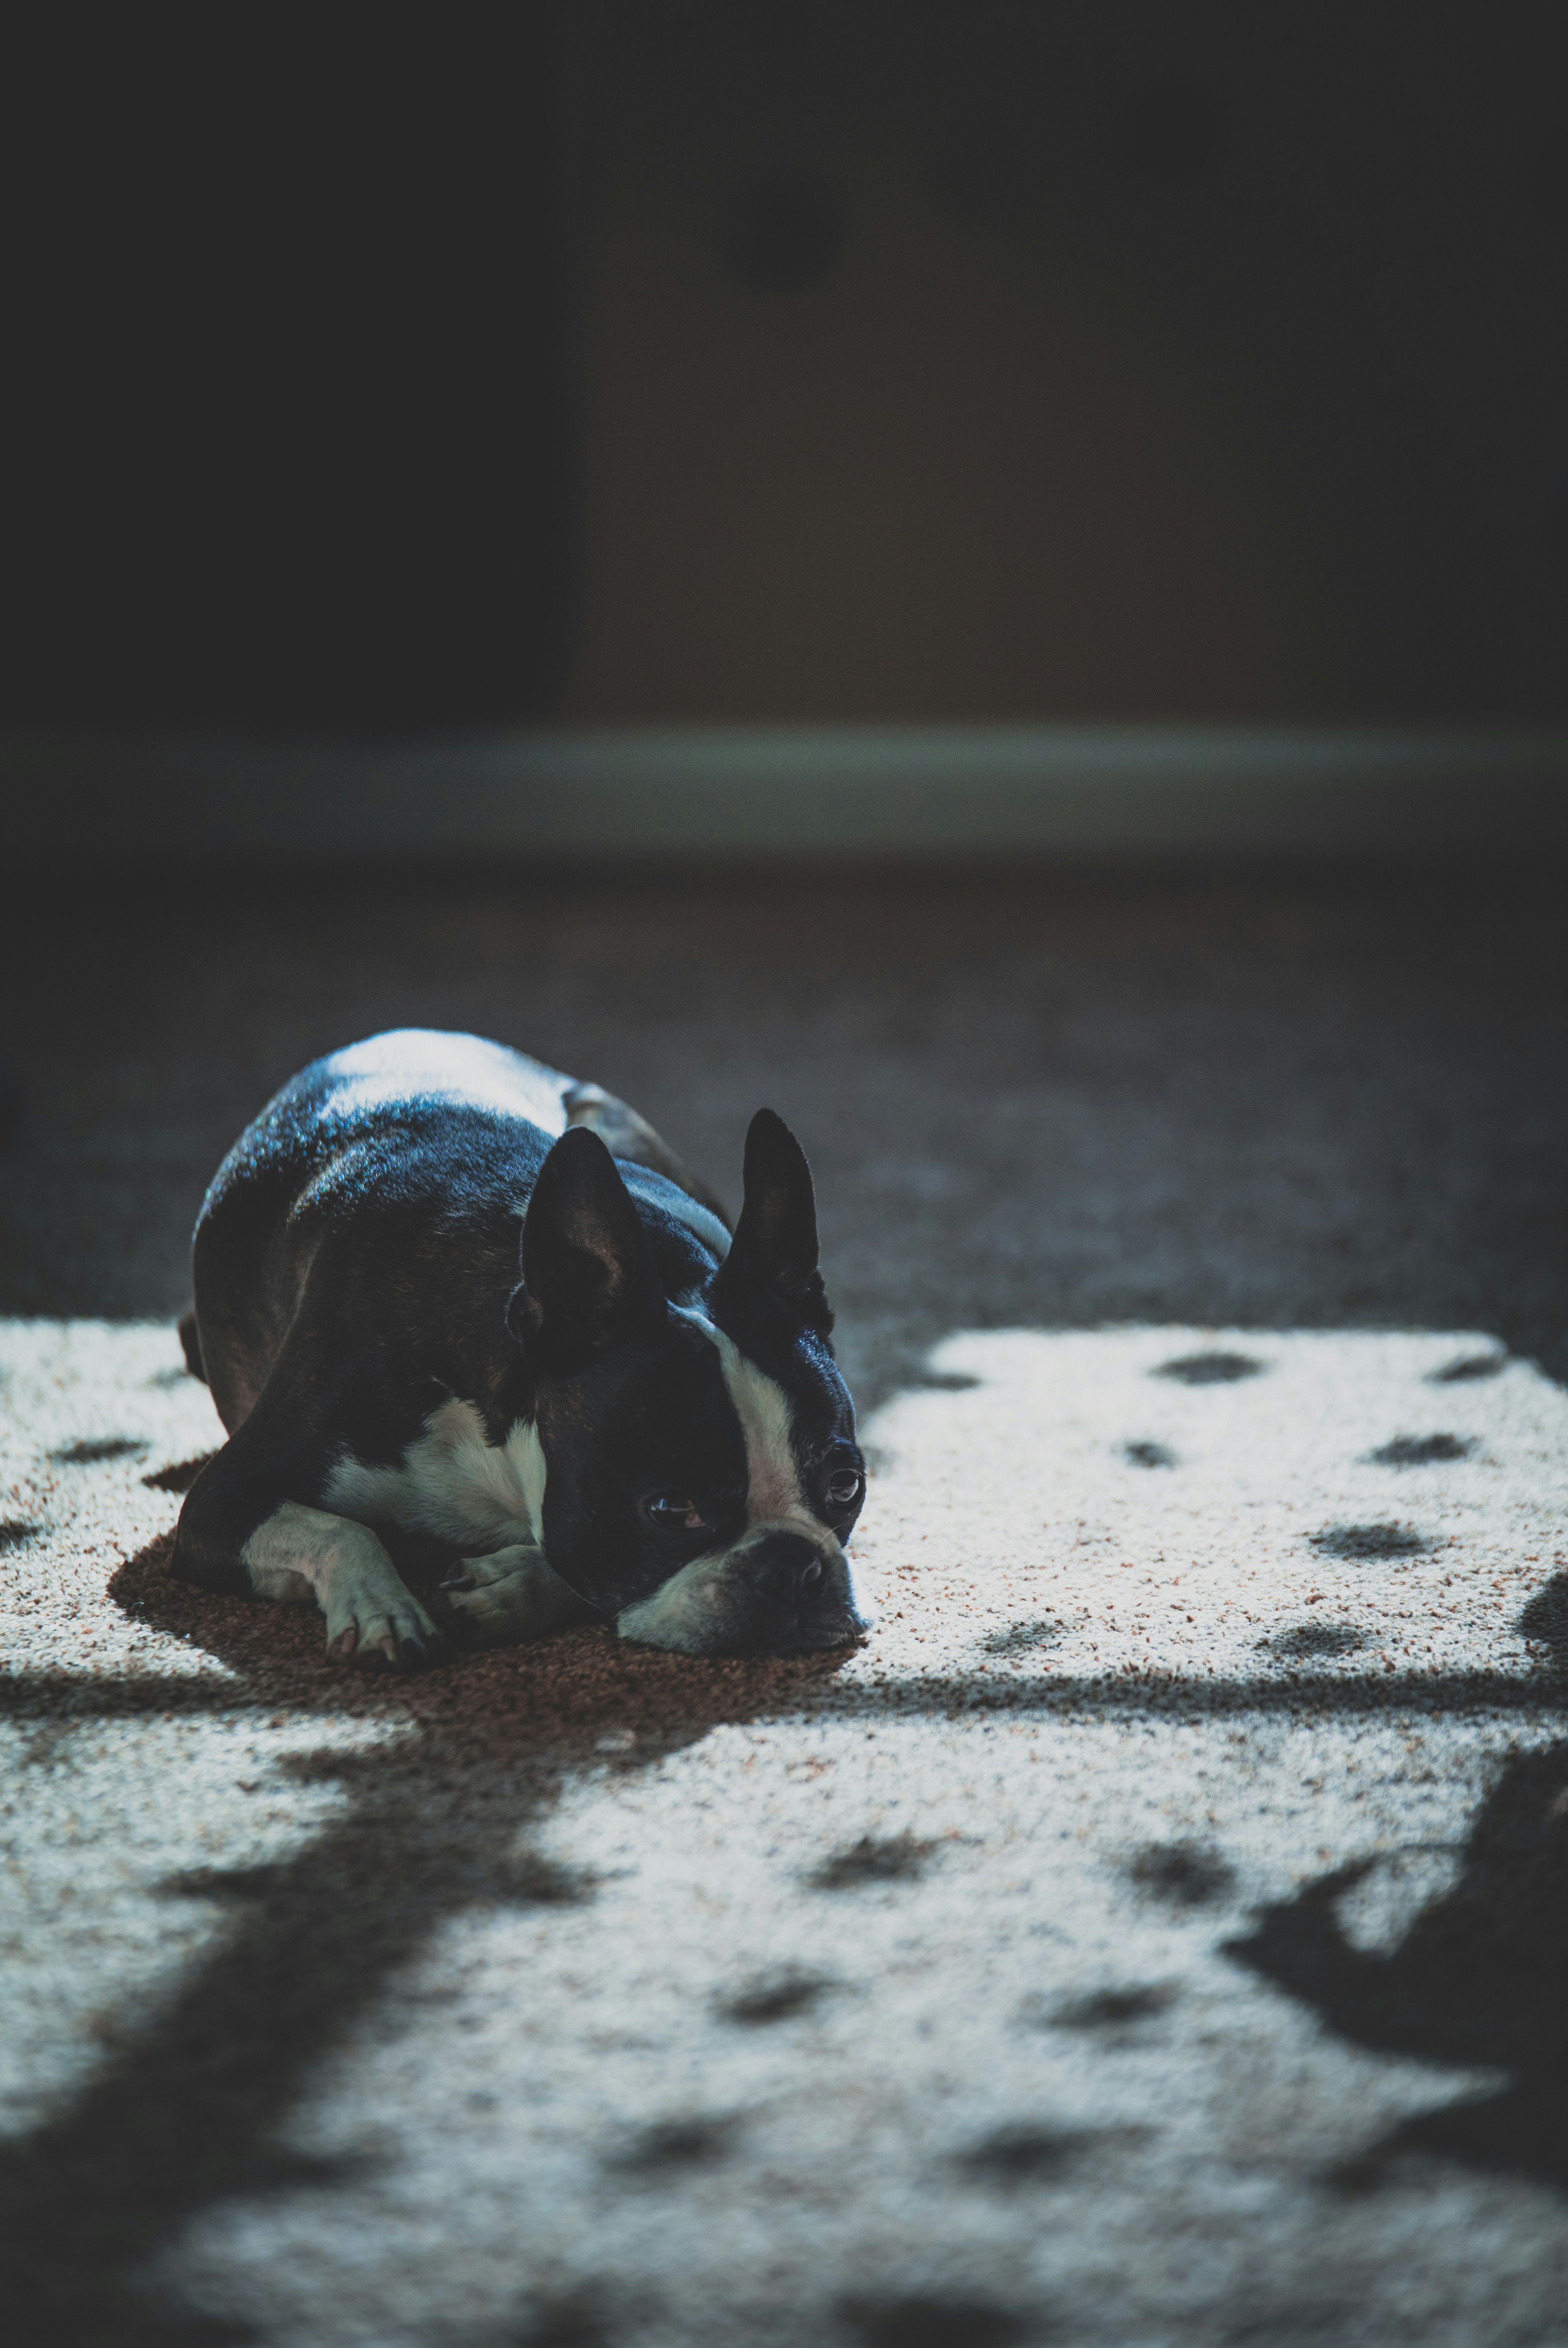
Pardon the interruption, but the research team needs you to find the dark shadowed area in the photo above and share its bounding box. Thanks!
[2,859,1564,1407]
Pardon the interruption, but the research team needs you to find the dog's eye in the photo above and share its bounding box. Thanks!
[644,1491,707,1532]
[825,1467,862,1508]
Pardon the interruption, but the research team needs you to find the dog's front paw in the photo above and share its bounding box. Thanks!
[445,1546,591,1649]
[441,1545,545,1593]
[324,1584,441,1672]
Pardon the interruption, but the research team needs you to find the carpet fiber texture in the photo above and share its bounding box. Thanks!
[2,862,1567,2345]
[3,1313,1568,2347]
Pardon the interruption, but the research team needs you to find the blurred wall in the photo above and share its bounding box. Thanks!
[2,13,577,736]
[565,0,1568,724]
[4,4,1567,737]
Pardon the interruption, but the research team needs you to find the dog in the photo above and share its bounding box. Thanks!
[169,1029,870,1666]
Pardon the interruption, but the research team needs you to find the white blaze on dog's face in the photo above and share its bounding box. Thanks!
[514,1111,870,1655]
[614,1306,867,1654]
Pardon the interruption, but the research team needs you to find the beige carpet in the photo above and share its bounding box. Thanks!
[4,1314,1568,2346]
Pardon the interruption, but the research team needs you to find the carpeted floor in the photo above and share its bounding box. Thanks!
[2,860,1568,2345]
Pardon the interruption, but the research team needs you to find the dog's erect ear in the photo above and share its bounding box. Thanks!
[711,1108,834,1337]
[508,1127,665,1368]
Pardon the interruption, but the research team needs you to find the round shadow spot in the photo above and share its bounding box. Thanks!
[842,2296,1027,2348]
[982,1619,1062,1656]
[1267,1622,1367,1658]
[1127,1840,1235,1907]
[958,2123,1144,2182]
[1369,1434,1472,1468]
[50,1437,148,1465]
[1430,1353,1505,1384]
[1124,1439,1176,1468]
[514,2295,612,2348]
[721,172,846,293]
[1048,1981,1179,2030]
[811,1832,931,1891]
[1308,1522,1428,1561]
[1126,80,1229,182]
[1519,1573,1568,1671]
[611,2114,737,2174]
[1154,1351,1262,1386]
[722,1969,832,2025]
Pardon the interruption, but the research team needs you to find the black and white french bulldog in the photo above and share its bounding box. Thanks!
[169,1030,870,1667]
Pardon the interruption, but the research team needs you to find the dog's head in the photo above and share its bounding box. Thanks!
[508,1110,868,1655]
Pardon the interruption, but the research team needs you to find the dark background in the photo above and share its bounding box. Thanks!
[2,5,1565,1393]
[6,3,1568,735]
[3,11,575,735]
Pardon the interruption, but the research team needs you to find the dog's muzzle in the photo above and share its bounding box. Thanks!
[614,1518,871,1656]
[737,1528,828,1604]
[725,1520,862,1651]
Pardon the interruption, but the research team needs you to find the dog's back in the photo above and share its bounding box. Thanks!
[190,1032,569,1434]
[190,1029,728,1437]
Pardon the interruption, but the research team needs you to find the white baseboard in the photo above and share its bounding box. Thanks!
[6,725,1567,860]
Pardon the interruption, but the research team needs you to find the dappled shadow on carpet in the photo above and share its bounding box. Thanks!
[1226,1576,1568,2193]
[3,1540,1568,2340]
[0,1532,856,2346]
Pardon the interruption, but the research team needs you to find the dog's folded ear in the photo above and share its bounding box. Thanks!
[508,1127,665,1369]
[711,1108,834,1339]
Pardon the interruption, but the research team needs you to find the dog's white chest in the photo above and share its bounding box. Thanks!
[323,1398,545,1553]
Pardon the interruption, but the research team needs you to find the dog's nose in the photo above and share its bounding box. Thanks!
[740,1530,826,1604]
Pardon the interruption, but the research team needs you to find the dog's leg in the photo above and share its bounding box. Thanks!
[444,1544,593,1648]
[172,1423,439,1670]
[243,1502,440,1667]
